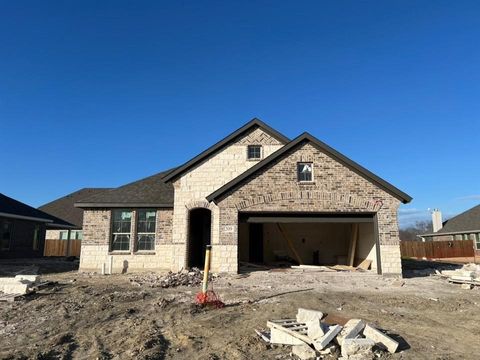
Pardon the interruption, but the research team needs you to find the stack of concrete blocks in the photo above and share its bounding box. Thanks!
[263,308,400,360]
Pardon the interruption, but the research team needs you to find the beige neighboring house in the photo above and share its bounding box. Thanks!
[39,188,110,255]
[75,118,412,275]
[421,207,480,250]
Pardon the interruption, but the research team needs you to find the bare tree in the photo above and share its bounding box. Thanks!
[399,220,433,241]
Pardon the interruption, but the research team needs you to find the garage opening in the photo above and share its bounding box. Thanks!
[238,212,379,273]
[187,208,211,268]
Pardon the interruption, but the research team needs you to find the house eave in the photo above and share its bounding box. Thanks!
[74,202,174,209]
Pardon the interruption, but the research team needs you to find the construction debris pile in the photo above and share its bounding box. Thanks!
[255,308,399,360]
[0,275,43,302]
[130,268,213,288]
[438,263,480,288]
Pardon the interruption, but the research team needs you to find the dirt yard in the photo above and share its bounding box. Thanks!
[1,258,479,360]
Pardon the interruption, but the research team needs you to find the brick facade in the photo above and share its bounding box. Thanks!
[215,142,403,275]
[79,127,405,276]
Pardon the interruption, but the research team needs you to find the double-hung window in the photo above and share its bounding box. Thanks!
[297,162,313,182]
[476,234,480,250]
[111,210,132,251]
[136,210,156,251]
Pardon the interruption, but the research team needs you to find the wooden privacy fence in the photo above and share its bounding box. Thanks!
[44,239,82,257]
[400,239,474,259]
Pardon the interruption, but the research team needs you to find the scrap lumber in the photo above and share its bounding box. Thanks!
[347,224,359,267]
[356,259,372,270]
[276,223,303,265]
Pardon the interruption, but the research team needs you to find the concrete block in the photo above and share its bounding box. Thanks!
[270,328,307,346]
[341,338,375,357]
[337,319,366,345]
[363,324,399,353]
[306,319,328,340]
[14,275,39,284]
[313,324,342,350]
[296,308,324,323]
[292,344,316,360]
[1,283,30,295]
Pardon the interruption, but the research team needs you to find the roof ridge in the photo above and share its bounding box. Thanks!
[206,132,412,204]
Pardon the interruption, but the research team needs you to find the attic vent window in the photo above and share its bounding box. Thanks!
[297,162,313,182]
[247,145,262,160]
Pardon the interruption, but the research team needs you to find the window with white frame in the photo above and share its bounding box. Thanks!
[247,145,262,160]
[136,210,156,251]
[297,162,313,182]
[476,234,480,250]
[111,210,132,251]
[59,230,69,240]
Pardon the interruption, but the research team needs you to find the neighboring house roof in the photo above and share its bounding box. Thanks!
[422,204,480,237]
[206,132,412,204]
[75,168,176,208]
[162,118,290,183]
[0,193,75,227]
[39,188,111,228]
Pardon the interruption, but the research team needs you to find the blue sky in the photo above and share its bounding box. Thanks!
[1,1,479,227]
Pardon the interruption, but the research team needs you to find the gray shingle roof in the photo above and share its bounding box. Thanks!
[435,204,480,234]
[39,188,111,228]
[0,193,75,227]
[75,168,176,208]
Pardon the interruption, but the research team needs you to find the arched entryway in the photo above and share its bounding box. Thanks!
[187,208,212,268]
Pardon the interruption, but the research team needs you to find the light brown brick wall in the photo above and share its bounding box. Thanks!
[79,208,175,271]
[216,142,403,275]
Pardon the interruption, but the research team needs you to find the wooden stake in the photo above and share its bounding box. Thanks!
[347,224,359,267]
[202,245,212,294]
[276,223,303,265]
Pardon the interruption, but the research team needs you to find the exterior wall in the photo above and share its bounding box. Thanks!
[79,209,177,272]
[216,142,403,275]
[0,217,46,258]
[171,127,285,272]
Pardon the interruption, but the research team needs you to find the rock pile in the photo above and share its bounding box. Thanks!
[130,268,212,288]
[255,308,400,360]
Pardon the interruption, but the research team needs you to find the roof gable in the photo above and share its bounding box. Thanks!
[206,132,412,204]
[162,118,289,183]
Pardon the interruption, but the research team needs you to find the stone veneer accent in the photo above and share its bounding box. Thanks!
[171,126,285,271]
[215,142,403,275]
